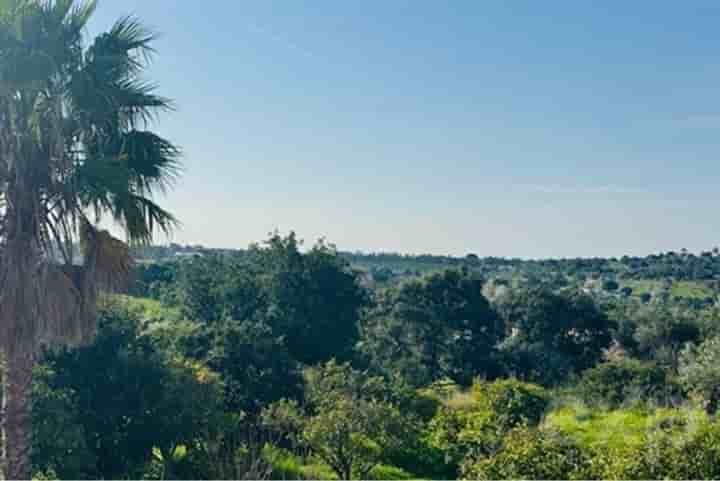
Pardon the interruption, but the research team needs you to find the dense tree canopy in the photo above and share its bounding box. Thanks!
[360,269,503,387]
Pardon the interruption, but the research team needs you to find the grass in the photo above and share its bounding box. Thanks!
[623,280,714,300]
[543,403,709,450]
[114,295,182,322]
[263,445,418,480]
[670,281,714,299]
[263,445,338,480]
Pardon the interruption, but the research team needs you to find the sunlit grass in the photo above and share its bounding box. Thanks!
[544,403,709,450]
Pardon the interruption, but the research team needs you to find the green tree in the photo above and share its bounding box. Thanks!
[0,2,180,476]
[633,306,701,371]
[42,304,221,479]
[361,269,503,387]
[260,233,369,364]
[264,361,406,480]
[496,288,613,384]
[205,319,302,415]
[603,279,620,292]
[679,336,720,413]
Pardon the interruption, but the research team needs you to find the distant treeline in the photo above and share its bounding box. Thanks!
[134,242,720,282]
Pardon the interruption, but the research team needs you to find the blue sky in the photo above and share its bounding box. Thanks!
[89,1,720,258]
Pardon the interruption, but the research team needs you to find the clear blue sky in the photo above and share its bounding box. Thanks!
[89,1,720,258]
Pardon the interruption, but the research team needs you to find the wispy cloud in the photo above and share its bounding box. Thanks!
[247,22,316,59]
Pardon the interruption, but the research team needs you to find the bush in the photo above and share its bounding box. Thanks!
[263,445,337,480]
[367,464,414,480]
[461,426,593,480]
[577,359,677,408]
[603,280,620,292]
[591,431,677,480]
[427,379,549,474]
[472,378,549,430]
[679,336,720,413]
[674,420,720,479]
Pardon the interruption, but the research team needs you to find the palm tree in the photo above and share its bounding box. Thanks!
[0,1,180,477]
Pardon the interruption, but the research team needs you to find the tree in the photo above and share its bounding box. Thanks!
[633,306,701,371]
[361,269,504,387]
[0,3,180,476]
[263,361,406,480]
[259,233,368,365]
[496,288,613,384]
[41,303,223,479]
[204,319,302,415]
[602,279,620,292]
[679,337,720,413]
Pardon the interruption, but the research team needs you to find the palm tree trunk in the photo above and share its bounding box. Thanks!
[2,350,34,480]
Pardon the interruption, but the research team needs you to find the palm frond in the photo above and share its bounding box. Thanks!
[80,219,132,291]
[113,192,178,244]
[121,130,181,194]
[106,15,157,63]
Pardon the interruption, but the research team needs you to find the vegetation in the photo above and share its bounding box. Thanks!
[4,2,720,480]
[18,227,720,479]
[0,1,179,477]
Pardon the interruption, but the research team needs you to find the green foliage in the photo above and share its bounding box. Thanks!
[367,464,415,480]
[30,229,720,479]
[603,279,620,292]
[632,305,701,370]
[259,233,369,364]
[205,319,302,415]
[472,379,549,430]
[588,416,720,480]
[32,365,96,480]
[586,430,677,480]
[674,420,720,479]
[461,426,593,480]
[679,336,720,413]
[577,359,677,408]
[263,445,337,480]
[361,269,503,387]
[427,379,549,475]
[263,361,407,480]
[173,233,368,366]
[37,303,224,479]
[496,288,613,384]
[544,403,707,452]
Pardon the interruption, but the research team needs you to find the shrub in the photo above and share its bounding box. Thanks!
[472,378,549,430]
[577,359,677,408]
[603,280,620,292]
[367,464,414,480]
[461,426,593,480]
[679,336,720,413]
[590,431,677,480]
[674,420,720,479]
[427,379,549,474]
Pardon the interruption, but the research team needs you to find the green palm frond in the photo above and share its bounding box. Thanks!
[121,130,181,194]
[111,192,178,244]
[105,15,157,63]
[71,21,171,130]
